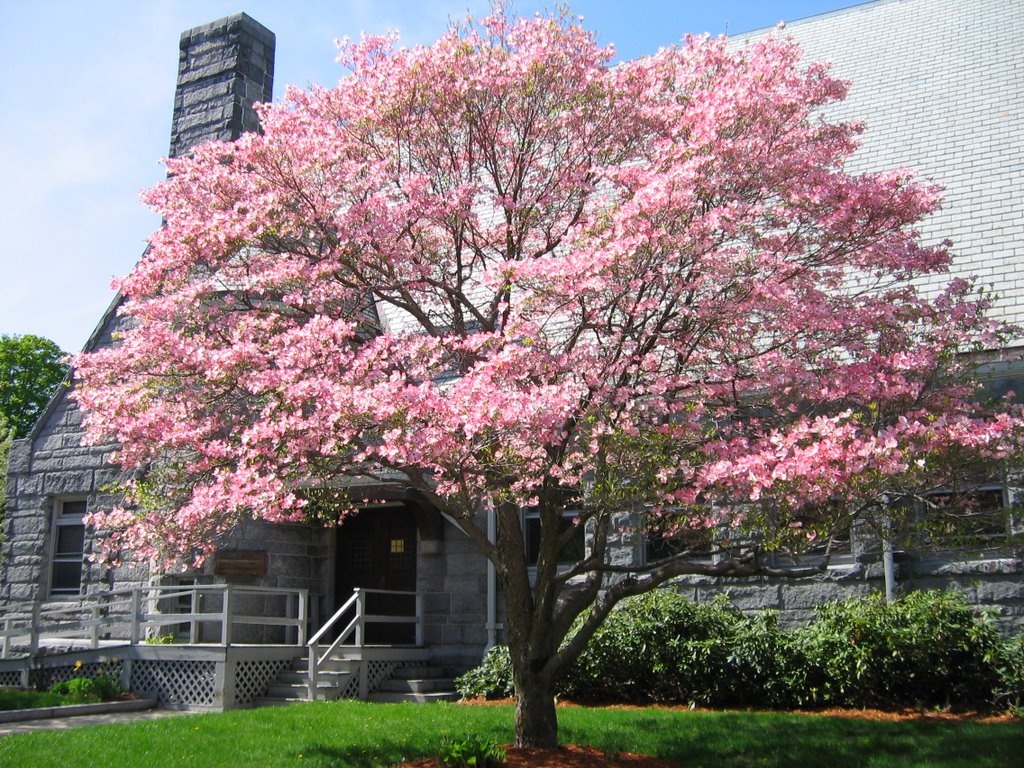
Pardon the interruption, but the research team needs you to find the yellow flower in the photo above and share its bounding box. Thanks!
[74,660,83,670]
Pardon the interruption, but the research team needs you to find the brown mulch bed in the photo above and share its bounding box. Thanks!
[458,696,1017,722]
[395,743,681,768]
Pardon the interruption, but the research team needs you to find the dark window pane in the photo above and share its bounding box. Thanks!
[61,500,87,518]
[56,524,85,557]
[525,515,585,565]
[51,561,82,593]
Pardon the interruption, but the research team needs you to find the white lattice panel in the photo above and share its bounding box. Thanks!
[0,670,23,686]
[338,674,360,699]
[233,659,291,705]
[131,660,216,706]
[335,661,397,699]
[366,661,397,693]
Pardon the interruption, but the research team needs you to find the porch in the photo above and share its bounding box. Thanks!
[0,585,444,710]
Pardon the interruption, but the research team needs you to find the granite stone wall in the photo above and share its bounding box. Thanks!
[418,516,491,670]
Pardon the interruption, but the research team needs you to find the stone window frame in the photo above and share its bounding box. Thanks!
[913,483,1020,550]
[48,497,88,598]
[522,506,587,570]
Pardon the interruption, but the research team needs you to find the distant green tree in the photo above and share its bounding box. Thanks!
[0,412,13,539]
[0,334,67,439]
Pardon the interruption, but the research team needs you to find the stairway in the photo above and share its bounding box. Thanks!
[254,651,355,707]
[254,647,451,707]
[367,665,460,703]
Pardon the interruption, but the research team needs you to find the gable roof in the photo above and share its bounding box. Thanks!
[737,0,1023,334]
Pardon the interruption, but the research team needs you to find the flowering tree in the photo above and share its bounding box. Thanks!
[74,12,1022,747]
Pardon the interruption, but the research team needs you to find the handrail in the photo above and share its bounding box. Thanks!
[0,584,309,658]
[306,588,422,700]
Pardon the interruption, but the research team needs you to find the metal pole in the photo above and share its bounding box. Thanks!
[415,592,423,647]
[129,589,141,645]
[190,586,200,644]
[30,602,41,655]
[355,589,364,646]
[882,532,896,604]
[297,589,308,646]
[221,586,234,647]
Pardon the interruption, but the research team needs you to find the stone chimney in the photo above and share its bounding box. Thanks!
[169,12,275,159]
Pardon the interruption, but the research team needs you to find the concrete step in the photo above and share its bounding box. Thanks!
[267,681,342,699]
[276,670,350,686]
[390,665,450,680]
[377,677,457,694]
[367,690,461,704]
[253,696,312,708]
[297,656,356,674]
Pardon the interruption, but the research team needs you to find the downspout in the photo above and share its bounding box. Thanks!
[485,505,499,651]
[881,515,896,603]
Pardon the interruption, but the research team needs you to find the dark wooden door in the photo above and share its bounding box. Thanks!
[335,505,417,643]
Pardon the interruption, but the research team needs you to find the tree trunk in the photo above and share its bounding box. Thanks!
[514,672,559,748]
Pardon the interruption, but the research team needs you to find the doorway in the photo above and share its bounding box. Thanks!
[335,504,418,644]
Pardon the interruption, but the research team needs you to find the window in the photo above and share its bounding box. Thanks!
[523,509,586,566]
[644,518,716,564]
[50,499,87,596]
[920,486,1011,545]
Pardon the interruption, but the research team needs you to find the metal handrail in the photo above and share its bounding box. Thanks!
[306,588,422,700]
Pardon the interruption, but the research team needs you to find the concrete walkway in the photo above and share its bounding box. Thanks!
[0,707,194,738]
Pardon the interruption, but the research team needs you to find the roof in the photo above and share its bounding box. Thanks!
[737,0,1024,333]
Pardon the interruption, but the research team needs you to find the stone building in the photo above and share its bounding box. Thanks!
[2,0,1023,684]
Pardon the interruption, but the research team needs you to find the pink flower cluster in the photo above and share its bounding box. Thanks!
[73,11,1023,567]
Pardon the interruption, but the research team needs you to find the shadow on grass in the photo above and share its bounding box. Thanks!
[557,709,1024,768]
[296,742,400,768]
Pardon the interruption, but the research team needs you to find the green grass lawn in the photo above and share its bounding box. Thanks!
[0,700,1020,768]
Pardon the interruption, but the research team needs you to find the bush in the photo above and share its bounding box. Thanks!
[994,633,1024,715]
[0,687,64,710]
[561,592,743,706]
[456,645,514,700]
[456,589,1020,712]
[437,735,506,767]
[793,591,1003,709]
[49,673,122,704]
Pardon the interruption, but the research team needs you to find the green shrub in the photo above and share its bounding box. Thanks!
[437,734,506,767]
[456,646,514,700]
[49,673,122,704]
[0,687,65,710]
[793,591,1003,709]
[456,589,1019,712]
[50,677,103,704]
[723,610,802,708]
[562,592,744,706]
[994,633,1024,716]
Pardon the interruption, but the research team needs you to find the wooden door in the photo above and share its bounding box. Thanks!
[335,505,417,643]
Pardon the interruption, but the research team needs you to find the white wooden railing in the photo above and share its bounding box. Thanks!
[306,588,423,700]
[0,584,308,658]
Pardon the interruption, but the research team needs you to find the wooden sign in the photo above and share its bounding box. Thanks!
[214,550,268,576]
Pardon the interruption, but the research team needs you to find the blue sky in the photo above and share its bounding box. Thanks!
[0,0,861,353]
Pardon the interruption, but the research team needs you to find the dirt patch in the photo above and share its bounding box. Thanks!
[395,743,681,768]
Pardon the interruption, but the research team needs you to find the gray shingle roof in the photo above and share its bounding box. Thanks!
[737,0,1024,330]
